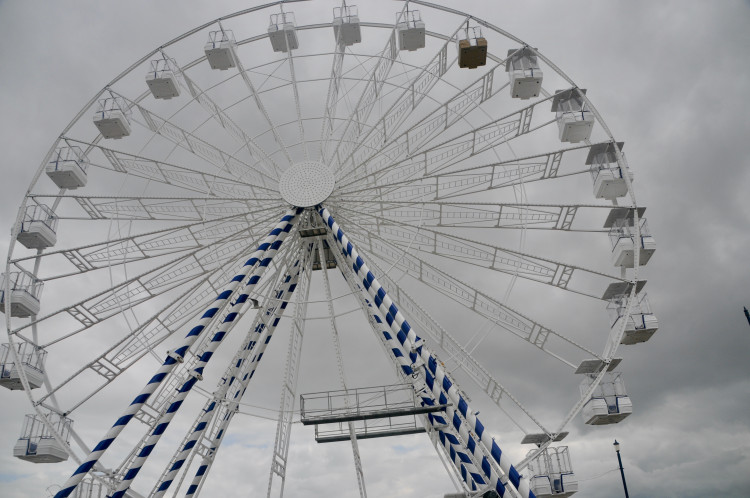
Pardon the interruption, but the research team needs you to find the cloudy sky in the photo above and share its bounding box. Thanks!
[1,1,749,497]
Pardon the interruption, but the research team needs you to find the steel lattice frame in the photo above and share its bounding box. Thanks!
[3,1,650,497]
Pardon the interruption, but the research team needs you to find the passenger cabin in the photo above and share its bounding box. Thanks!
[457,26,487,69]
[146,58,181,100]
[526,446,578,497]
[551,89,594,143]
[17,204,57,250]
[0,271,43,318]
[46,145,88,189]
[93,96,131,139]
[268,12,299,52]
[397,10,425,51]
[580,372,632,425]
[587,142,633,200]
[605,207,656,268]
[14,412,71,463]
[204,30,237,70]
[333,6,361,46]
[0,342,46,390]
[506,47,543,99]
[605,287,658,345]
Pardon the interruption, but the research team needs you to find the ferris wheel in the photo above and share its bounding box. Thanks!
[1,1,658,497]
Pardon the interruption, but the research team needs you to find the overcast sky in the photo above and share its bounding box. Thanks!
[1,1,749,497]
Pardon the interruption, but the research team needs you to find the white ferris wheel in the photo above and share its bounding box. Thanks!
[1,1,658,497]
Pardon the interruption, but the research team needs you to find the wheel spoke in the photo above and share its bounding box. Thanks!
[28,193,282,222]
[13,212,280,280]
[337,210,600,366]
[326,7,404,173]
[333,17,468,182]
[337,143,597,201]
[167,52,282,178]
[113,92,275,187]
[337,199,614,231]
[338,91,562,192]
[61,137,278,198]
[335,206,624,298]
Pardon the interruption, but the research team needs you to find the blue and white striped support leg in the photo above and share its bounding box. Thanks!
[318,206,534,498]
[348,282,488,493]
[436,429,482,492]
[183,254,308,497]
[423,354,530,498]
[112,213,297,498]
[152,259,303,497]
[424,372,512,496]
[53,208,299,498]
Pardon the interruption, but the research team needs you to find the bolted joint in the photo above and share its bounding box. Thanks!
[167,350,184,363]
[411,337,425,352]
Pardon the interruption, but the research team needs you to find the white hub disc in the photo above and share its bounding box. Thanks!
[279,161,335,208]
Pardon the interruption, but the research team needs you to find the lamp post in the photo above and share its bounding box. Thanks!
[613,440,630,498]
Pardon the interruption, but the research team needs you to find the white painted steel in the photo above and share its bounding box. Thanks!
[3,2,655,497]
[279,161,335,208]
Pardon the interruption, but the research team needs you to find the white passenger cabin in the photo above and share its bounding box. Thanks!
[0,342,46,390]
[204,30,237,70]
[268,12,299,52]
[457,26,487,69]
[0,271,43,318]
[46,145,88,189]
[607,290,658,345]
[605,207,656,268]
[551,89,594,143]
[17,204,57,250]
[333,6,361,46]
[93,96,131,139]
[14,412,71,463]
[526,446,578,497]
[397,10,425,51]
[506,47,543,100]
[146,58,181,100]
[580,372,632,425]
[587,142,633,200]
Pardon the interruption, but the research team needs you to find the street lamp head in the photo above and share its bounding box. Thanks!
[613,440,620,452]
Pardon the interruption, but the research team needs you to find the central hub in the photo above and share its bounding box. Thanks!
[279,161,335,208]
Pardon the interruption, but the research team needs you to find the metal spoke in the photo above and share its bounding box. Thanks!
[326,5,404,173]
[61,137,278,198]
[13,212,279,281]
[115,92,274,187]
[337,211,601,366]
[28,193,282,222]
[337,143,597,201]
[338,92,560,192]
[229,24,294,166]
[333,18,467,183]
[166,51,282,179]
[336,199,613,232]
[334,206,624,298]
